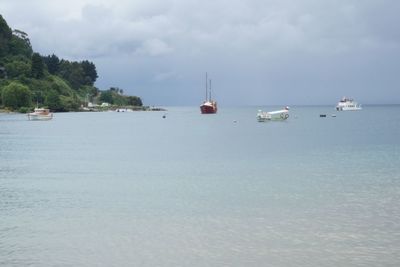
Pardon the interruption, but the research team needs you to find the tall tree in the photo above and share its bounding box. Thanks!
[0,15,12,57]
[9,30,32,57]
[59,60,87,89]
[31,52,45,79]
[69,62,85,89]
[81,60,98,85]
[43,54,60,75]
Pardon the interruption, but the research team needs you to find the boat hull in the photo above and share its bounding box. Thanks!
[257,110,289,122]
[27,113,53,121]
[336,106,362,111]
[336,98,362,111]
[200,103,217,114]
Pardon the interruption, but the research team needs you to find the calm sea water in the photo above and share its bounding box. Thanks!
[1,106,400,267]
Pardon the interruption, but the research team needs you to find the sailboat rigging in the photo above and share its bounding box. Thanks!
[200,73,217,114]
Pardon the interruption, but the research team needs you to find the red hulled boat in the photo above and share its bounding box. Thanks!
[200,73,217,114]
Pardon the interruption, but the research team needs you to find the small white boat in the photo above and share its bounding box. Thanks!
[257,106,289,122]
[27,108,53,121]
[116,108,133,112]
[336,97,362,111]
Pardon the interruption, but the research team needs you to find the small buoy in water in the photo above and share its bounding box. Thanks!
[233,120,237,123]
[320,114,326,117]
[162,114,166,118]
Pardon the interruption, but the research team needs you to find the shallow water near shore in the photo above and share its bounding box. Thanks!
[1,106,400,266]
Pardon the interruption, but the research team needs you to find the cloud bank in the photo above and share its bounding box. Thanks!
[1,0,399,105]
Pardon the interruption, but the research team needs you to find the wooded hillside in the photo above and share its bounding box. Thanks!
[0,15,142,112]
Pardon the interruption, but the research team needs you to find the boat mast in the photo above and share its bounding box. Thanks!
[205,72,208,101]
[209,79,212,101]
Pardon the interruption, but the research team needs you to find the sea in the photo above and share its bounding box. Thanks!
[1,105,400,267]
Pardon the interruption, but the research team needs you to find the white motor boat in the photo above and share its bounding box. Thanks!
[257,107,289,122]
[336,97,362,111]
[27,108,53,121]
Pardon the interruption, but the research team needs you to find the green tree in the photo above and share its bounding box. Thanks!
[59,60,86,89]
[60,95,80,111]
[1,81,31,109]
[31,52,45,78]
[127,96,143,106]
[9,30,32,57]
[0,66,6,79]
[99,90,113,104]
[32,90,45,105]
[49,75,74,95]
[28,78,52,96]
[81,60,97,86]
[68,62,85,89]
[5,59,31,78]
[0,15,12,57]
[43,54,60,75]
[45,90,62,111]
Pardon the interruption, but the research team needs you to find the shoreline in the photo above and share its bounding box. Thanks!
[0,106,167,114]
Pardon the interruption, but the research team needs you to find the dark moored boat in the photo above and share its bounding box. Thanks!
[200,73,217,114]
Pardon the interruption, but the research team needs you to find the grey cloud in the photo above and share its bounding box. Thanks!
[1,0,399,105]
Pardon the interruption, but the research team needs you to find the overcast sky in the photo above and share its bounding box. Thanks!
[1,0,399,106]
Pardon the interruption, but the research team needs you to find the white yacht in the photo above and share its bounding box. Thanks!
[336,97,362,111]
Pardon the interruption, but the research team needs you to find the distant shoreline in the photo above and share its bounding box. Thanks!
[0,106,167,114]
[81,106,167,112]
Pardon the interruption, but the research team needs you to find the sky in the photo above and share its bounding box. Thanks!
[1,0,399,106]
